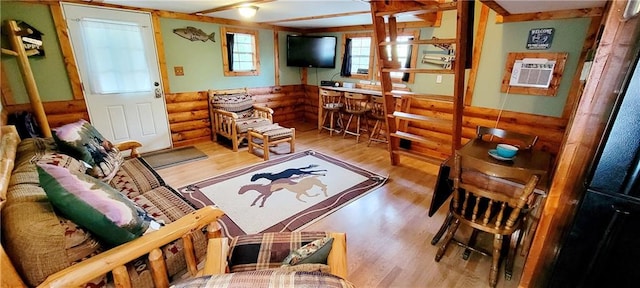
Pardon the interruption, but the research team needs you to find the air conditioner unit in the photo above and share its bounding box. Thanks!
[509,58,556,88]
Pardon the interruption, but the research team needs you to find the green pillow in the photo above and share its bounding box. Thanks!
[38,163,158,246]
[282,237,334,266]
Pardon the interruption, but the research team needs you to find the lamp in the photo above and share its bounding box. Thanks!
[238,5,258,18]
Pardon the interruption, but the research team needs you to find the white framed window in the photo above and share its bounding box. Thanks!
[221,27,260,76]
[385,34,415,81]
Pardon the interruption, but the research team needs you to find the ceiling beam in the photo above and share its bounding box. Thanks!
[261,11,370,25]
[193,0,275,15]
[497,7,603,23]
[479,0,510,16]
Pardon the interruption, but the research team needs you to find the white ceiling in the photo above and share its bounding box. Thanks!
[103,0,607,29]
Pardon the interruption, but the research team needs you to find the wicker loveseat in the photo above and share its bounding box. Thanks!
[208,88,274,151]
[0,125,224,287]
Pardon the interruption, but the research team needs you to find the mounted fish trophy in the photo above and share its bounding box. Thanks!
[173,26,215,42]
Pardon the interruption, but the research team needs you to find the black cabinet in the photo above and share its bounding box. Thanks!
[549,190,640,288]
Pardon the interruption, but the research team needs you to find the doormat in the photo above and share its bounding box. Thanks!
[177,150,388,236]
[142,146,207,169]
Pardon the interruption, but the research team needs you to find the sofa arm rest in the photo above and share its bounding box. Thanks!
[115,140,143,158]
[37,206,225,288]
[327,232,348,280]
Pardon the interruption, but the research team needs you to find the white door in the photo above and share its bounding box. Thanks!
[62,3,171,153]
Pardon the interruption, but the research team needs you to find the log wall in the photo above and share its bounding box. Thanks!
[3,84,307,148]
[303,84,568,160]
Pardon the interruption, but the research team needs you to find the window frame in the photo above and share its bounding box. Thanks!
[220,26,260,76]
[343,32,374,80]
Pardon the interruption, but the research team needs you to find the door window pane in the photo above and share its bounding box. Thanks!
[79,18,151,94]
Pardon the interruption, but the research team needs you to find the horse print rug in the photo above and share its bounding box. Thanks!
[177,150,387,236]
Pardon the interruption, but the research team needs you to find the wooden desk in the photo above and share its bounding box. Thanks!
[429,138,553,257]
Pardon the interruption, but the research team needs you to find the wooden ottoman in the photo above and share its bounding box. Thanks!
[247,124,295,160]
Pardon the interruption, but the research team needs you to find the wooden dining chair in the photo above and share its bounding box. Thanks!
[319,89,344,137]
[432,126,540,246]
[342,92,370,143]
[434,151,541,288]
[367,96,388,148]
[476,126,538,150]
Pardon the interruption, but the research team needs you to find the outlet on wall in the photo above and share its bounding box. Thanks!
[436,75,442,83]
[174,66,184,76]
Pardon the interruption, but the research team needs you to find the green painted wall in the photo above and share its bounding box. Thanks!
[160,18,301,92]
[474,13,589,117]
[1,2,74,104]
[313,6,590,117]
[1,1,590,118]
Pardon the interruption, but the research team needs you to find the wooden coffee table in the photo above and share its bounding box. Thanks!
[247,124,295,160]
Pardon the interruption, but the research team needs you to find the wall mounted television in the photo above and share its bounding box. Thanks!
[286,35,337,68]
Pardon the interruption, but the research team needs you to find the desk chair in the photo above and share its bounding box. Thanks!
[367,96,388,148]
[319,90,344,136]
[342,92,370,143]
[434,151,541,287]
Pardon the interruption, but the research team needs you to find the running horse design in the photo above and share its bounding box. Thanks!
[250,164,327,182]
[238,175,328,207]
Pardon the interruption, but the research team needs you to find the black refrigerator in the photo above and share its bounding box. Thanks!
[548,46,640,286]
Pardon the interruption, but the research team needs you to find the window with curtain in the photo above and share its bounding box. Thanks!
[342,33,373,80]
[221,27,260,76]
[79,18,151,94]
[386,35,412,80]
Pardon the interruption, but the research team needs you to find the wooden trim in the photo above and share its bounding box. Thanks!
[497,7,604,23]
[519,3,639,287]
[274,30,280,86]
[344,32,375,81]
[500,52,568,97]
[262,11,370,25]
[49,4,84,100]
[479,0,510,16]
[305,20,438,34]
[464,4,490,106]
[151,12,171,94]
[155,10,303,33]
[1,64,16,106]
[452,0,470,152]
[562,15,603,118]
[193,0,275,15]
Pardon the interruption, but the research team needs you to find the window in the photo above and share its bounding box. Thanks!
[342,33,373,80]
[79,18,151,94]
[385,31,419,83]
[221,27,259,76]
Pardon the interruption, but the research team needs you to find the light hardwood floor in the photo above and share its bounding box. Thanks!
[156,121,524,288]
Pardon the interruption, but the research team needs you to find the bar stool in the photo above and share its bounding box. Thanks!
[367,96,388,147]
[319,89,344,136]
[342,92,370,143]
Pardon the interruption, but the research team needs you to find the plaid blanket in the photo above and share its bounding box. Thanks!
[171,270,355,288]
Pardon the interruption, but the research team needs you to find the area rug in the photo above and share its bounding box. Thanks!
[142,146,207,169]
[177,150,388,236]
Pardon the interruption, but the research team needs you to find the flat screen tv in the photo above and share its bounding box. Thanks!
[287,35,337,68]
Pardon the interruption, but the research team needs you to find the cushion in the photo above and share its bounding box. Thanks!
[52,119,124,182]
[109,157,164,199]
[236,117,273,133]
[37,163,158,246]
[171,270,355,288]
[282,237,333,266]
[228,231,328,273]
[211,93,255,118]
